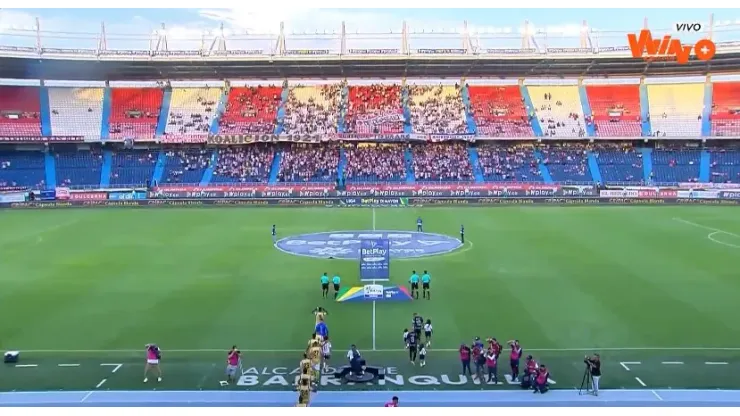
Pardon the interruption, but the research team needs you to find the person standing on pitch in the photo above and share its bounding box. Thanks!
[225,346,241,384]
[409,271,420,299]
[416,216,423,232]
[460,224,465,244]
[320,273,330,298]
[272,224,277,243]
[585,354,601,396]
[332,274,341,299]
[421,271,431,300]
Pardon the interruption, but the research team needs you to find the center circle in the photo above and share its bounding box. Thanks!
[274,230,463,259]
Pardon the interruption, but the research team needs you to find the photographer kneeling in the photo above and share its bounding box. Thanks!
[585,354,601,396]
[533,365,550,394]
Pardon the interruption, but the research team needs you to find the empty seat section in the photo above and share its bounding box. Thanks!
[0,151,45,187]
[709,149,740,183]
[710,82,740,137]
[646,84,703,137]
[651,149,701,182]
[282,85,341,136]
[162,149,211,184]
[476,143,543,182]
[48,88,104,139]
[344,143,406,182]
[412,142,472,181]
[164,88,222,139]
[540,144,591,182]
[55,150,102,187]
[211,145,275,183]
[345,84,403,135]
[585,85,642,137]
[468,86,534,137]
[109,88,163,139]
[109,149,157,186]
[407,84,467,134]
[278,144,339,183]
[0,86,41,136]
[593,143,644,183]
[219,86,281,135]
[528,86,586,137]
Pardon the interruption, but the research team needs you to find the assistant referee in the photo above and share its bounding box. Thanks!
[586,354,601,396]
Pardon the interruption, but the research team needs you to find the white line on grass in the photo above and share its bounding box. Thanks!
[14,364,37,368]
[706,361,729,365]
[672,217,740,249]
[620,361,641,371]
[100,363,122,373]
[57,363,80,367]
[17,346,740,353]
[635,377,646,387]
[661,361,684,365]
[95,379,107,389]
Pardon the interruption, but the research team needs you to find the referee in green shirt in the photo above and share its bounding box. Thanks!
[320,273,330,298]
[409,271,420,299]
[421,271,431,300]
[332,275,341,299]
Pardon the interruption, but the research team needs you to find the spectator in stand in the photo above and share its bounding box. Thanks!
[218,86,281,134]
[282,84,343,136]
[278,144,340,183]
[345,84,403,135]
[407,84,468,135]
[344,143,406,182]
[213,145,275,183]
[477,144,542,182]
[412,142,473,182]
[165,149,211,183]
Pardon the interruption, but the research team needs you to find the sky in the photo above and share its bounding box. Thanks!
[0,8,736,52]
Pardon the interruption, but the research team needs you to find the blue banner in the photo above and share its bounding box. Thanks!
[359,239,390,281]
[109,191,147,201]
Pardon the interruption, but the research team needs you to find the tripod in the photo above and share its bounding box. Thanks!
[578,365,593,396]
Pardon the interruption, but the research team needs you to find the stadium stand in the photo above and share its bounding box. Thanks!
[0,150,45,188]
[218,86,282,135]
[211,145,275,183]
[585,85,642,138]
[709,148,740,183]
[109,150,157,186]
[407,84,468,134]
[593,143,644,183]
[540,143,591,182]
[282,84,342,136]
[411,142,473,182]
[467,85,534,137]
[55,149,102,186]
[343,143,406,182]
[48,88,105,139]
[710,82,740,137]
[278,144,339,183]
[476,143,543,182]
[344,84,404,135]
[0,86,42,136]
[528,86,586,137]
[162,148,211,184]
[646,83,704,137]
[109,88,163,140]
[164,88,221,140]
[652,147,701,183]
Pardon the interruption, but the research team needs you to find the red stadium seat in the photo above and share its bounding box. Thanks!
[585,85,642,138]
[109,88,163,139]
[467,86,534,137]
[219,86,282,134]
[711,82,740,137]
[0,86,42,136]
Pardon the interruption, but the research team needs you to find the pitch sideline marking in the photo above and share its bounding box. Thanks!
[672,217,740,249]
[17,346,740,353]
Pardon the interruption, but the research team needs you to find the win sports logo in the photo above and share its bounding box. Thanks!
[627,24,716,64]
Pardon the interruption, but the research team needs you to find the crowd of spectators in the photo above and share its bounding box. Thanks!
[166,93,217,137]
[212,145,274,183]
[407,85,468,135]
[540,143,589,180]
[219,86,282,135]
[278,144,340,182]
[164,149,211,183]
[344,143,406,181]
[345,84,404,135]
[412,142,472,181]
[282,84,343,136]
[477,144,542,182]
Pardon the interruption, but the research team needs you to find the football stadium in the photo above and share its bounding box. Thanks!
[1,11,740,406]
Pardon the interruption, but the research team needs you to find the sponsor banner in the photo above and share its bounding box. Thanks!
[109,191,147,201]
[0,192,26,203]
[347,49,400,54]
[69,191,109,201]
[679,182,740,190]
[55,187,70,200]
[359,239,391,281]
[0,136,83,143]
[285,49,330,55]
[4,197,740,210]
[600,190,638,198]
[160,135,208,143]
[637,189,678,198]
[677,190,721,199]
[150,184,590,199]
[719,191,740,200]
[416,48,466,54]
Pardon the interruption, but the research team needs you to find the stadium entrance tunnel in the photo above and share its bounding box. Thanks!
[274,231,463,260]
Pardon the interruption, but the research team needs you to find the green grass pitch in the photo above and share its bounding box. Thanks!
[1,206,739,392]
